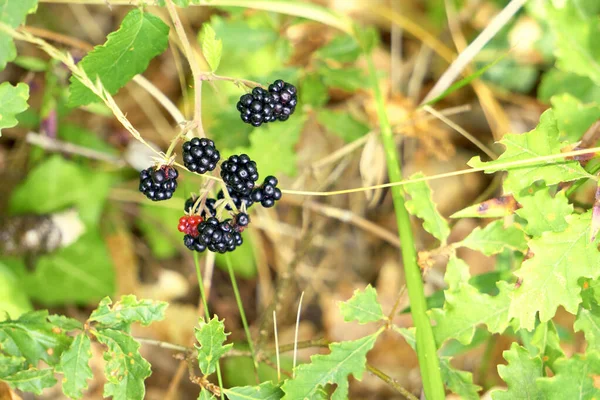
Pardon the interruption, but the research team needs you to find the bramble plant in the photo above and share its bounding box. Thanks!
[2,0,600,399]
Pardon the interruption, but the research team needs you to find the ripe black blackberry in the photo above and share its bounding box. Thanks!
[197,217,243,254]
[251,175,282,208]
[139,165,178,201]
[182,138,220,174]
[217,188,254,211]
[184,196,217,218]
[237,87,277,127]
[183,234,207,253]
[234,212,250,230]
[268,79,297,122]
[220,154,259,196]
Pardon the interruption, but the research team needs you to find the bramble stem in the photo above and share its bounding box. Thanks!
[205,73,265,90]
[364,48,445,398]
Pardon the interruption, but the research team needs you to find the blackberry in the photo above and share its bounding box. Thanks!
[139,165,178,201]
[237,87,278,127]
[220,154,259,196]
[268,80,298,122]
[183,234,207,253]
[217,187,254,211]
[235,212,250,229]
[182,138,220,174]
[197,217,243,254]
[251,175,282,208]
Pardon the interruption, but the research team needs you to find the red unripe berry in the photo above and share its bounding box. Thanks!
[177,224,187,232]
[179,216,189,224]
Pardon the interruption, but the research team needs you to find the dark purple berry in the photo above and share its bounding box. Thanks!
[182,138,220,174]
[139,165,178,201]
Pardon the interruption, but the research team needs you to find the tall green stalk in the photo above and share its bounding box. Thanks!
[365,53,445,399]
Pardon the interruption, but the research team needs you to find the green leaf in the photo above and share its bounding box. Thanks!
[58,333,93,399]
[339,284,385,324]
[537,352,600,399]
[281,331,381,399]
[538,70,600,104]
[200,23,222,72]
[574,303,600,352]
[2,368,56,395]
[405,172,451,244]
[58,123,118,156]
[95,329,151,400]
[226,114,306,177]
[551,94,600,143]
[440,357,481,400]
[509,213,600,331]
[0,0,38,71]
[0,354,26,378]
[25,232,115,305]
[198,389,215,400]
[450,195,518,219]
[224,381,284,400]
[456,220,528,256]
[69,9,169,107]
[317,109,369,143]
[315,34,360,63]
[468,110,590,194]
[136,203,182,260]
[491,343,544,400]
[515,188,573,237]
[13,55,47,72]
[319,66,364,92]
[300,73,328,108]
[194,316,232,376]
[546,0,600,85]
[0,82,30,135]
[0,310,71,365]
[47,315,84,332]
[0,260,32,321]
[89,295,167,332]
[531,321,564,372]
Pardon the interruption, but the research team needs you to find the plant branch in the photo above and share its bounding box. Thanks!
[366,364,419,400]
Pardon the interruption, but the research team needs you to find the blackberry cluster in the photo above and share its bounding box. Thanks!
[251,176,282,208]
[182,138,220,174]
[197,217,243,253]
[220,154,259,196]
[139,166,178,201]
[217,188,254,211]
[237,80,297,127]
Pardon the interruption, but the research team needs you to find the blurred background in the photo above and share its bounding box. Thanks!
[1,0,595,398]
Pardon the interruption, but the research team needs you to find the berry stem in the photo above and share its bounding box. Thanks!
[193,252,225,400]
[205,73,266,90]
[365,48,445,399]
[165,0,206,138]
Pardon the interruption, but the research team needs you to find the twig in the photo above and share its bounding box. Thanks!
[136,338,190,352]
[25,132,125,165]
[366,364,419,400]
[292,292,305,378]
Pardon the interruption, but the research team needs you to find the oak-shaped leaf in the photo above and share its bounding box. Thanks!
[509,213,600,331]
[0,0,38,70]
[492,343,544,400]
[194,316,232,376]
[94,328,151,400]
[405,172,450,244]
[0,82,30,136]
[89,295,167,332]
[199,23,222,72]
[456,220,528,256]
[224,381,284,400]
[57,333,93,399]
[515,187,572,237]
[339,284,385,324]
[537,352,600,399]
[69,9,169,107]
[2,368,56,395]
[281,331,381,399]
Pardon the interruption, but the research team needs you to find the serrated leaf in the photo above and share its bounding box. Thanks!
[546,0,600,85]
[468,110,590,194]
[200,24,222,72]
[575,303,600,352]
[317,109,369,143]
[0,82,30,135]
[315,34,360,63]
[491,343,544,400]
[0,310,71,365]
[47,315,84,332]
[89,295,167,332]
[456,220,528,256]
[281,331,381,400]
[440,357,481,400]
[537,352,600,399]
[509,213,600,331]
[224,381,284,400]
[450,195,518,219]
[339,284,385,324]
[405,172,450,244]
[515,188,573,237]
[69,9,169,107]
[443,253,471,291]
[0,0,38,71]
[551,94,600,143]
[431,280,513,346]
[2,368,56,395]
[194,316,232,376]
[531,321,564,372]
[58,333,93,399]
[94,329,151,400]
[0,354,26,378]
